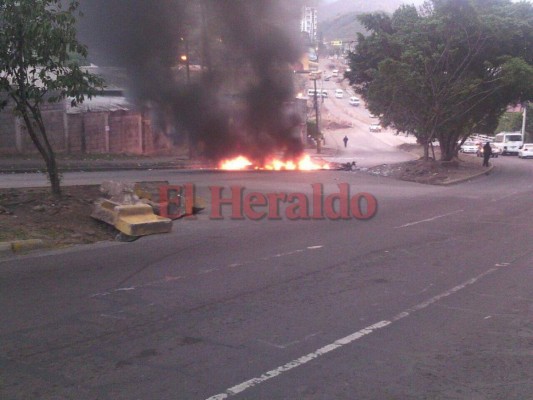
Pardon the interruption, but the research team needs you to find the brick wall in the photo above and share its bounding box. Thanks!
[109,113,143,154]
[0,101,174,155]
[82,113,108,153]
[0,100,66,154]
[0,109,17,154]
[66,114,83,153]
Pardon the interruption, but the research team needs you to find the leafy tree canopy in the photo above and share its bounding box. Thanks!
[346,0,533,161]
[0,0,104,195]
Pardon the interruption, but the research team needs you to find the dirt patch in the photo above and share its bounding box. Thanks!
[321,108,352,130]
[366,149,491,184]
[323,120,352,130]
[0,186,119,248]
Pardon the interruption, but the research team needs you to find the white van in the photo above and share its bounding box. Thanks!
[492,132,523,155]
[335,89,344,98]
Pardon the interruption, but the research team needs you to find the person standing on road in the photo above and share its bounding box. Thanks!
[343,135,348,148]
[482,142,492,167]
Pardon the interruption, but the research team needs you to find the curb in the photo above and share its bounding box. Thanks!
[0,239,47,256]
[0,242,12,256]
[0,164,184,174]
[438,165,495,186]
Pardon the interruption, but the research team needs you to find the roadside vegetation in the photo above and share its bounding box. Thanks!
[346,0,533,161]
[496,103,532,136]
[0,0,103,196]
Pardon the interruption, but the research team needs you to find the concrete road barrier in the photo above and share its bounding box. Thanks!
[92,199,172,237]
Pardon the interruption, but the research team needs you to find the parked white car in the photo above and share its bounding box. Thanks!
[349,96,360,106]
[369,123,381,132]
[460,141,478,153]
[518,143,533,158]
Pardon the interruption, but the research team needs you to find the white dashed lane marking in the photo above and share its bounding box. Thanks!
[205,266,500,400]
[394,209,464,228]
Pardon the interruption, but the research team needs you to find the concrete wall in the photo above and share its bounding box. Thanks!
[0,108,17,154]
[0,100,66,154]
[72,112,109,154]
[0,106,162,155]
[109,113,143,154]
[0,98,307,155]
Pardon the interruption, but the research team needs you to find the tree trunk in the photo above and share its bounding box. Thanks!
[423,141,429,160]
[19,106,62,197]
[439,136,457,162]
[44,153,61,197]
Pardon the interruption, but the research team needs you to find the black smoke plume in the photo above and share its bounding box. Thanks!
[78,0,306,163]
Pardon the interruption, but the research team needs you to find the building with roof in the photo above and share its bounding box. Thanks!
[0,66,174,155]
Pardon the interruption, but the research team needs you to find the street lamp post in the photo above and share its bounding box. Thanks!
[180,37,190,84]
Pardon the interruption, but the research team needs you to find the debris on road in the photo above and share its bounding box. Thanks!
[92,181,173,237]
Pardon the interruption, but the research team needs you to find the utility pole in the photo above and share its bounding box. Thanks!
[200,0,212,76]
[309,71,321,154]
[521,102,528,143]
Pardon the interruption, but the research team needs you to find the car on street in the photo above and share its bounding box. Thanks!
[460,141,478,153]
[321,90,328,98]
[332,69,339,77]
[369,123,381,132]
[518,143,533,158]
[335,89,344,98]
[476,143,500,158]
[349,96,360,106]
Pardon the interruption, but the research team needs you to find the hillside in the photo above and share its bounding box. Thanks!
[319,12,366,42]
[318,0,424,21]
[317,0,424,42]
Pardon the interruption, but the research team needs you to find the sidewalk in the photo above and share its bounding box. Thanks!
[0,155,205,173]
[0,149,343,173]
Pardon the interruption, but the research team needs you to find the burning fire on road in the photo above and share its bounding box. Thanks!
[81,1,316,167]
[219,154,330,171]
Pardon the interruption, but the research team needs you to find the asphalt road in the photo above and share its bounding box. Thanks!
[1,156,533,400]
[316,61,418,168]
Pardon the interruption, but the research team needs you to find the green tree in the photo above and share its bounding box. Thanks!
[0,0,103,196]
[496,103,532,138]
[346,0,533,161]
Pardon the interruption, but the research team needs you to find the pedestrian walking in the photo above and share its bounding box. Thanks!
[482,142,492,167]
[343,135,348,148]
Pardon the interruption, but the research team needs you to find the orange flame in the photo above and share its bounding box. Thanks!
[219,155,253,170]
[219,154,329,171]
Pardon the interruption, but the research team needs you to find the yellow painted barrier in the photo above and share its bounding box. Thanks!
[92,200,172,237]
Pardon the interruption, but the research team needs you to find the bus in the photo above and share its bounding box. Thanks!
[492,132,523,155]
